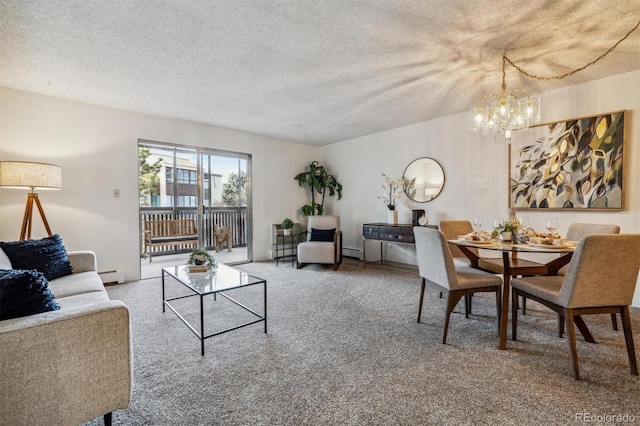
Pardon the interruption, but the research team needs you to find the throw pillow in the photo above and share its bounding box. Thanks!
[0,234,73,281]
[0,269,60,321]
[310,228,336,242]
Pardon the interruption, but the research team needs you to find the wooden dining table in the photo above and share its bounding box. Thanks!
[448,238,582,350]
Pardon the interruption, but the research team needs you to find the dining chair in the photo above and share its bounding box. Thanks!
[439,219,539,316]
[552,223,620,334]
[414,227,502,344]
[511,234,640,380]
[296,215,342,270]
[438,220,477,266]
[437,220,476,314]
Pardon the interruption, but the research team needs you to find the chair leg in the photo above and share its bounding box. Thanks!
[611,313,619,331]
[296,261,302,269]
[521,296,527,315]
[464,295,470,318]
[495,287,501,331]
[511,288,518,341]
[443,292,463,344]
[417,278,426,323]
[558,314,564,338]
[620,306,638,376]
[104,412,112,426]
[565,308,580,380]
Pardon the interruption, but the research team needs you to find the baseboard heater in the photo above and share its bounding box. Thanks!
[98,269,124,284]
[342,247,361,260]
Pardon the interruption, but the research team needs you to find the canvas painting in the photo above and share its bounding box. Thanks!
[509,111,625,210]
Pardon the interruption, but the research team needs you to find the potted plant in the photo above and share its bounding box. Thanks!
[294,161,343,216]
[492,221,519,241]
[377,173,415,225]
[281,218,294,236]
[187,248,217,269]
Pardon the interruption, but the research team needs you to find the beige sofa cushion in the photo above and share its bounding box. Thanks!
[0,248,11,269]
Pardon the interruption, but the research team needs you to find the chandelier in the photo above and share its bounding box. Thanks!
[471,54,540,144]
[472,18,640,144]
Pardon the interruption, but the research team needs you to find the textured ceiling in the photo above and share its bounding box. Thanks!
[1,1,639,146]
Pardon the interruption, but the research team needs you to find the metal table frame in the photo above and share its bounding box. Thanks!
[275,232,301,267]
[162,265,267,355]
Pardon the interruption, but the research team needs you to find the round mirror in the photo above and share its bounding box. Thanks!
[403,157,445,202]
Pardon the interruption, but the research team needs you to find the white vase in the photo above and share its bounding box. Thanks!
[387,210,398,225]
[500,231,512,241]
[283,228,291,236]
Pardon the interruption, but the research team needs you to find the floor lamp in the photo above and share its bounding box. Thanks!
[0,161,62,240]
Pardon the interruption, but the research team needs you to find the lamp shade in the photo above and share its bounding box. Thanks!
[0,161,62,190]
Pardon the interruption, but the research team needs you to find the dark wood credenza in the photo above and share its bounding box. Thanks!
[362,222,438,267]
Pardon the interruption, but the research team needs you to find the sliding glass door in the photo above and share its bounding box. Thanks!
[139,141,251,278]
[199,152,250,264]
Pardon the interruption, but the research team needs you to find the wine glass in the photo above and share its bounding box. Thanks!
[546,218,559,235]
[517,215,529,228]
[473,216,483,234]
[493,218,504,230]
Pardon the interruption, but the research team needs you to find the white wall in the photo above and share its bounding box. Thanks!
[0,87,319,281]
[322,70,640,306]
[1,71,639,303]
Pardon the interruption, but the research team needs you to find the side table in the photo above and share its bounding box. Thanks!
[275,232,301,267]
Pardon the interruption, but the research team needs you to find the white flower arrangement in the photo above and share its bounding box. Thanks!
[377,173,416,210]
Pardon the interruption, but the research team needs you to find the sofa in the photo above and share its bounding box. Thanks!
[0,249,132,426]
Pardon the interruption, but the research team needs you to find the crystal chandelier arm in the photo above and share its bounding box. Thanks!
[504,18,640,81]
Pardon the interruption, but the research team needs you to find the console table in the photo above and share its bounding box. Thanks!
[362,222,437,267]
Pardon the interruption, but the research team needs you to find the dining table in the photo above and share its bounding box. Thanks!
[448,237,585,350]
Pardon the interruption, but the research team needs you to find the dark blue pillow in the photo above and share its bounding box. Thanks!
[310,228,336,242]
[0,269,60,320]
[0,234,73,280]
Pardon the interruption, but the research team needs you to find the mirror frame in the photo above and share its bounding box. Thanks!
[402,157,445,203]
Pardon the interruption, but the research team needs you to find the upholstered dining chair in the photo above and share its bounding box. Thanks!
[438,220,479,316]
[439,219,537,317]
[438,220,477,266]
[559,223,620,275]
[511,234,640,380]
[547,223,620,334]
[414,227,502,344]
[296,215,342,270]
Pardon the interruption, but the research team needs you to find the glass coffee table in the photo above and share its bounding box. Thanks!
[162,263,267,355]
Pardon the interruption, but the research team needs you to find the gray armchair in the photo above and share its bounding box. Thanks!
[511,234,640,379]
[414,227,502,344]
[297,215,342,270]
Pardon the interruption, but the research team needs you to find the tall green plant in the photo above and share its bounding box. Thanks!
[294,161,343,216]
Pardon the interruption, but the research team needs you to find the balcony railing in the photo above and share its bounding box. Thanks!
[140,207,247,257]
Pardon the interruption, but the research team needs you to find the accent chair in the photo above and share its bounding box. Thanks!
[297,215,342,270]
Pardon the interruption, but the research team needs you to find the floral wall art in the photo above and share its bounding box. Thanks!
[509,111,625,210]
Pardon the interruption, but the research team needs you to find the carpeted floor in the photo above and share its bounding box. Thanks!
[83,258,640,425]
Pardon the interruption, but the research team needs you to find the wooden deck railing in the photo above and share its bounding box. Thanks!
[140,207,247,257]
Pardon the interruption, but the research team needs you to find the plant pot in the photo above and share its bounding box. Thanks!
[500,231,512,242]
[283,228,291,236]
[387,210,398,225]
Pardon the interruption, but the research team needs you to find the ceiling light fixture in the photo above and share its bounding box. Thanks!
[472,19,640,144]
[471,54,540,144]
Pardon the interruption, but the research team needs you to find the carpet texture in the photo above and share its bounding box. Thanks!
[83,258,640,425]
